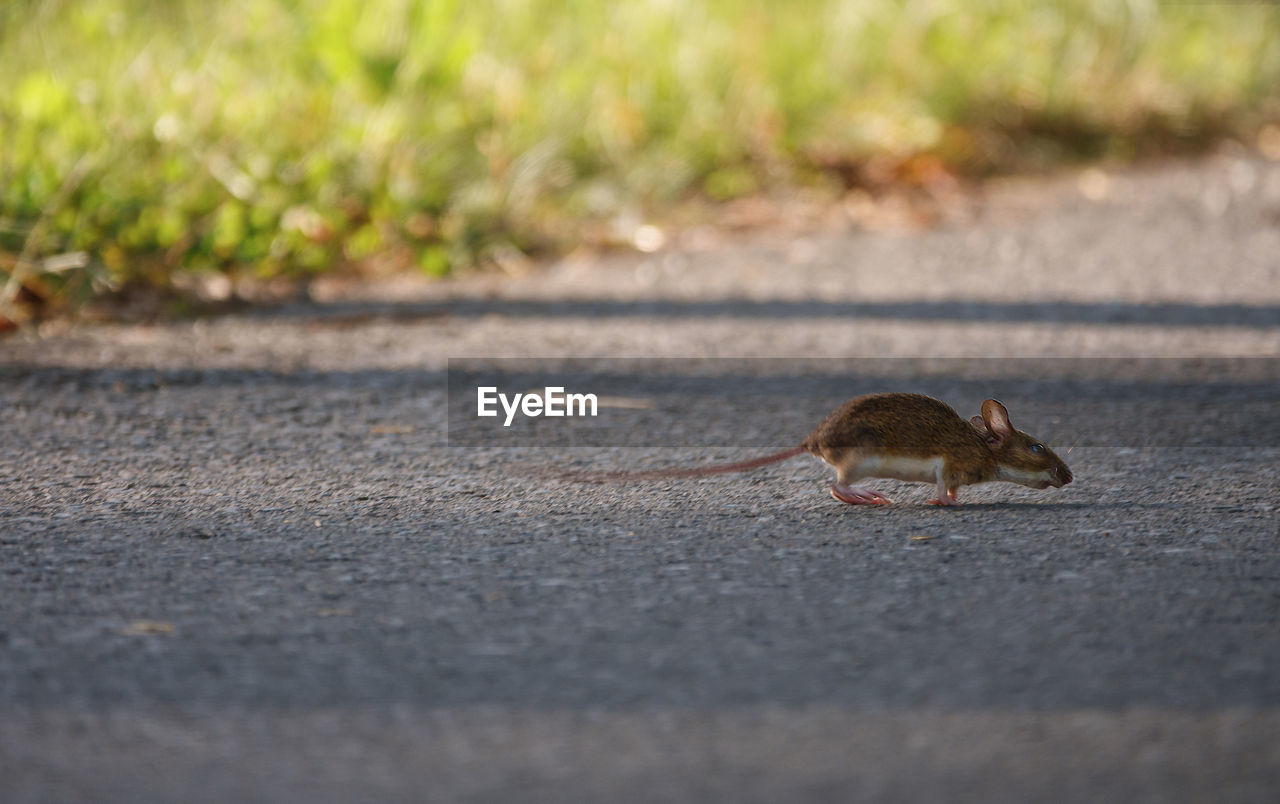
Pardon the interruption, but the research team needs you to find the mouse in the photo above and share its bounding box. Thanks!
[599,392,1072,507]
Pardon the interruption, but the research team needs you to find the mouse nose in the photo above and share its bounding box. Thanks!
[1059,466,1073,486]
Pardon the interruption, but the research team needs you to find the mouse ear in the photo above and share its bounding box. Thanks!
[981,399,1013,446]
[971,413,1002,445]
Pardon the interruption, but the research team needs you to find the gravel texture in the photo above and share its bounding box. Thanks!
[2,152,1279,802]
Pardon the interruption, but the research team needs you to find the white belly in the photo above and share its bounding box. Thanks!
[851,455,943,484]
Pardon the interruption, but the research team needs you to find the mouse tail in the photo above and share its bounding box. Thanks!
[563,445,807,484]
[657,445,807,478]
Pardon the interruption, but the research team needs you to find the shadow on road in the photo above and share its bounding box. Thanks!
[904,501,1179,511]
[2,359,1276,449]
[284,297,1280,328]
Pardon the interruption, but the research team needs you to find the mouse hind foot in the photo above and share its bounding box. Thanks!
[830,484,892,505]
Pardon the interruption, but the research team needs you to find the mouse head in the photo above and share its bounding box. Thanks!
[969,399,1073,489]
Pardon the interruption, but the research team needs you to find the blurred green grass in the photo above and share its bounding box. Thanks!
[2,0,1278,320]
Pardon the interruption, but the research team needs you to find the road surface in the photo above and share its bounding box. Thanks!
[2,153,1279,801]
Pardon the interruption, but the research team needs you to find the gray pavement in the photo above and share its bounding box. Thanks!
[2,152,1279,801]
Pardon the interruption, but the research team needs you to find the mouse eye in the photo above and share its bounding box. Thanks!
[1030,443,1045,454]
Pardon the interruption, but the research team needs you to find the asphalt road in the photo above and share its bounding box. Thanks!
[2,153,1279,802]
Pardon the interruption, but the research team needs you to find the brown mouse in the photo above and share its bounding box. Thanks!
[610,392,1072,507]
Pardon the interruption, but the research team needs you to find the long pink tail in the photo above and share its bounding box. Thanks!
[567,445,806,483]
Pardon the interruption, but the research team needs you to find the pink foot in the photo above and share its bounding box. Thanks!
[831,484,892,505]
[926,488,960,507]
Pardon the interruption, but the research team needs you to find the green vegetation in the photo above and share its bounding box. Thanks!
[2,0,1278,320]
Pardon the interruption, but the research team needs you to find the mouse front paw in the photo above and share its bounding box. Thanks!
[926,488,960,506]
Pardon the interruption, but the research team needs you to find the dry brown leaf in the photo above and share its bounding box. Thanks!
[122,620,174,636]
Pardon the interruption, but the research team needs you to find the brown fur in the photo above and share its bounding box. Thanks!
[803,393,995,484]
[802,393,1072,495]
